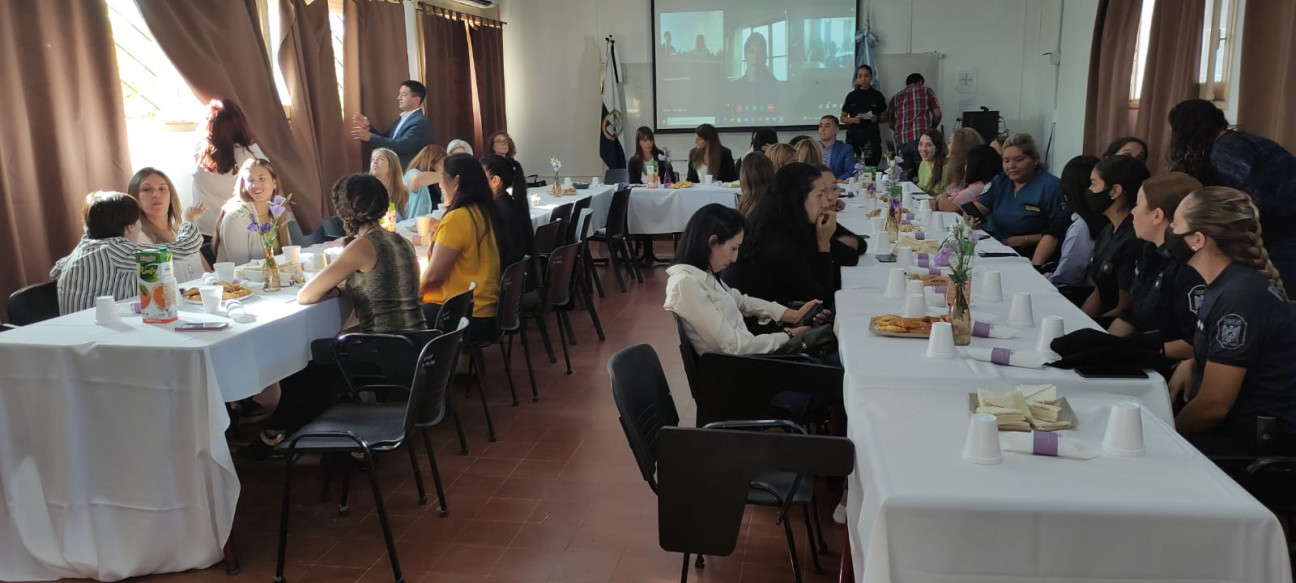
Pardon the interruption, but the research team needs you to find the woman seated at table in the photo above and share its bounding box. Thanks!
[129,167,208,282]
[968,132,1062,266]
[792,139,822,166]
[1103,136,1149,162]
[929,128,985,212]
[212,158,296,264]
[666,203,829,355]
[933,145,999,213]
[686,123,737,183]
[1047,155,1100,296]
[420,153,510,342]
[722,162,837,307]
[488,130,517,158]
[736,127,779,176]
[447,138,473,156]
[50,191,202,314]
[815,164,867,286]
[737,152,775,218]
[1168,186,1296,457]
[404,144,446,215]
[483,154,534,266]
[1079,155,1150,321]
[370,148,411,220]
[244,174,428,457]
[765,143,795,170]
[915,129,947,197]
[1107,172,1205,361]
[628,126,674,184]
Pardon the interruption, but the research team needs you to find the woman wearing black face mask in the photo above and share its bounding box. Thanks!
[1080,155,1150,322]
[1166,186,1296,460]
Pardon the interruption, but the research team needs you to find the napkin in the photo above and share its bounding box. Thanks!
[971,322,1016,339]
[916,253,950,268]
[905,266,947,277]
[966,347,1050,369]
[1001,432,1097,460]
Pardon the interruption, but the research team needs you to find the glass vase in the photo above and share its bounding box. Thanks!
[262,246,281,292]
[949,282,971,345]
[885,207,900,244]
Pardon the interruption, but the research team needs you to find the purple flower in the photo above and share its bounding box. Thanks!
[894,155,905,164]
[657,153,666,162]
[260,223,273,234]
[891,197,901,210]
[246,221,261,233]
[853,162,864,171]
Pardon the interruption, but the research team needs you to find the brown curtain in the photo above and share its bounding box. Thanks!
[1237,0,1296,150]
[279,0,348,216]
[135,0,325,230]
[420,9,476,152]
[1082,0,1142,156]
[0,0,131,315]
[343,0,409,171]
[1132,0,1206,173]
[470,22,508,154]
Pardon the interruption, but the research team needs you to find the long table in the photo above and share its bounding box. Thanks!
[835,205,1292,582]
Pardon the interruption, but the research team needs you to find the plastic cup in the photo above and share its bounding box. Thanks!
[1036,315,1066,353]
[980,270,1004,302]
[884,268,906,299]
[930,213,944,234]
[95,296,122,325]
[925,286,946,307]
[902,293,925,318]
[416,215,434,238]
[214,262,236,282]
[1102,402,1147,457]
[896,247,915,267]
[927,321,956,358]
[919,206,933,226]
[901,192,914,211]
[281,245,301,264]
[871,216,887,236]
[1008,292,1035,328]
[963,413,1003,465]
[905,279,924,297]
[703,173,713,185]
[591,177,601,187]
[562,177,573,188]
[875,171,885,184]
[198,285,224,315]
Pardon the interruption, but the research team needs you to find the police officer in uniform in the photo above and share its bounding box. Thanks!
[1081,156,1150,325]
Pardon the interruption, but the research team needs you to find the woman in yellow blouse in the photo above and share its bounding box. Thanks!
[915,129,947,196]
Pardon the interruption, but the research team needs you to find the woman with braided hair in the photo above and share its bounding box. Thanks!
[1165,186,1296,458]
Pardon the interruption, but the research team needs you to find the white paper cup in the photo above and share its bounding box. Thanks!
[901,192,914,211]
[884,268,906,299]
[930,213,944,234]
[896,247,915,267]
[198,286,224,315]
[980,270,1004,302]
[919,206,933,226]
[1102,402,1146,457]
[963,413,1003,465]
[1008,292,1035,328]
[926,321,956,359]
[874,171,885,184]
[94,296,122,325]
[281,245,301,264]
[925,286,946,307]
[416,215,434,238]
[870,216,887,236]
[902,293,925,318]
[591,177,601,187]
[1035,315,1065,353]
[905,279,924,297]
[562,177,573,188]
[214,262,236,282]
[703,173,713,185]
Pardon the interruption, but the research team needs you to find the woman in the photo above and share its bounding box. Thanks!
[816,164,867,287]
[482,154,535,266]
[840,64,888,165]
[1047,155,1101,291]
[686,123,737,183]
[1169,99,1296,291]
[970,132,1062,265]
[665,203,828,355]
[213,158,296,264]
[1103,136,1149,162]
[129,168,208,282]
[721,162,837,306]
[765,143,795,170]
[370,148,411,220]
[447,139,474,156]
[192,99,264,237]
[915,129,948,197]
[1079,155,1151,321]
[1107,172,1205,361]
[404,144,446,216]
[244,174,428,457]
[933,144,998,212]
[737,152,775,218]
[736,127,779,176]
[420,154,510,342]
[792,139,822,166]
[628,126,673,184]
[1167,186,1296,456]
[487,130,517,158]
[938,128,985,201]
[50,191,202,314]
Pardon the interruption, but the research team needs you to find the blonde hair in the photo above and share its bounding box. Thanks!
[944,128,984,190]
[407,144,448,173]
[793,140,822,165]
[213,158,291,258]
[1183,186,1286,297]
[128,168,182,244]
[765,143,795,169]
[371,148,409,213]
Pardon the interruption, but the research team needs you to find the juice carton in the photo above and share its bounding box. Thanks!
[137,247,178,323]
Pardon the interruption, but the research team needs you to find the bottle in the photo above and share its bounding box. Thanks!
[645,159,658,185]
[384,203,397,232]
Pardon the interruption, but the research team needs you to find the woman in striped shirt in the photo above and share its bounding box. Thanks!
[50,191,204,314]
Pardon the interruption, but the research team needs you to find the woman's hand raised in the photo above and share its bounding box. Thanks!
[183,202,208,223]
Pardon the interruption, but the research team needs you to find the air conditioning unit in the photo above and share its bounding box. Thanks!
[453,0,495,7]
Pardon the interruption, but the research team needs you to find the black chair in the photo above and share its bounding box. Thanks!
[273,320,468,583]
[554,208,605,344]
[474,256,533,405]
[289,219,325,245]
[590,188,641,293]
[548,202,575,246]
[608,344,841,583]
[565,195,592,247]
[7,281,59,326]
[604,168,629,188]
[521,243,579,374]
[531,220,565,291]
[430,283,497,443]
[526,174,546,188]
[200,242,217,268]
[321,216,346,241]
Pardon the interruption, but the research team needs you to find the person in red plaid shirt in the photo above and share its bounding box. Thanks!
[889,73,942,180]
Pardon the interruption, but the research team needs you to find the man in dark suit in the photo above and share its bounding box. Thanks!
[350,80,434,169]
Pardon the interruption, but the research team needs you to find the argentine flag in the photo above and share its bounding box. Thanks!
[600,36,627,169]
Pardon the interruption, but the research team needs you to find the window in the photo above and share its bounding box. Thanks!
[1128,0,1156,106]
[1129,0,1238,108]
[106,0,205,126]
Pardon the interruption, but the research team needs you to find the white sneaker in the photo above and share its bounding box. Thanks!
[832,503,848,525]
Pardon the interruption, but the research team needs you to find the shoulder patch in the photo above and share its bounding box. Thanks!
[1216,313,1247,350]
[1187,285,1205,314]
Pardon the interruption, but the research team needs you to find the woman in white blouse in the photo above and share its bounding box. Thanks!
[191,99,265,237]
[213,158,295,264]
[129,168,208,282]
[664,203,825,354]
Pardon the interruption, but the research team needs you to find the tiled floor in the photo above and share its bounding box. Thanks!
[83,259,846,583]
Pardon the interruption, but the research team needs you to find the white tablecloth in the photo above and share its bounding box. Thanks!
[626,184,739,235]
[0,284,348,581]
[526,184,614,233]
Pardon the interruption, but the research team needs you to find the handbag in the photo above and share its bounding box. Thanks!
[773,324,838,358]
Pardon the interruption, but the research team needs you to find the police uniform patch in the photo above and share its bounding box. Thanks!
[1187,285,1205,314]
[1216,314,1247,350]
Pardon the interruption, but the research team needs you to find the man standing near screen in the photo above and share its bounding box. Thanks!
[889,73,942,180]
[840,65,887,166]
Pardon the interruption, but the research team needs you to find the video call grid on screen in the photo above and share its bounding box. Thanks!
[652,0,857,132]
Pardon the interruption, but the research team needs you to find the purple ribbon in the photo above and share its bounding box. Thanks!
[901,218,912,225]
[1033,431,1060,456]
[917,257,930,268]
[933,285,947,295]
[972,322,992,338]
[990,347,1013,365]
[915,232,925,240]
[928,268,941,276]
[904,213,915,220]
[917,253,930,261]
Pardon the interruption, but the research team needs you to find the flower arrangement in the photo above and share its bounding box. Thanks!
[942,219,977,344]
[549,157,563,194]
[657,146,673,186]
[247,194,293,291]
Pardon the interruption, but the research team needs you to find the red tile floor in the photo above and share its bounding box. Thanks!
[78,260,847,583]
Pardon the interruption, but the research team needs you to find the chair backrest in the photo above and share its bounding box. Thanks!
[542,243,580,308]
[655,427,855,556]
[406,318,469,430]
[566,196,592,244]
[334,333,419,399]
[604,168,629,188]
[573,208,594,244]
[431,281,476,331]
[526,174,545,188]
[607,344,681,493]
[671,314,702,399]
[496,256,530,333]
[604,188,632,239]
[321,216,346,241]
[7,281,59,326]
[549,203,574,241]
[533,220,564,257]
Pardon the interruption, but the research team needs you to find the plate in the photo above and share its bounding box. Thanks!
[180,284,255,304]
[868,315,950,338]
[966,393,1078,432]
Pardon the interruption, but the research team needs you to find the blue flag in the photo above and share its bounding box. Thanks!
[600,37,627,170]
